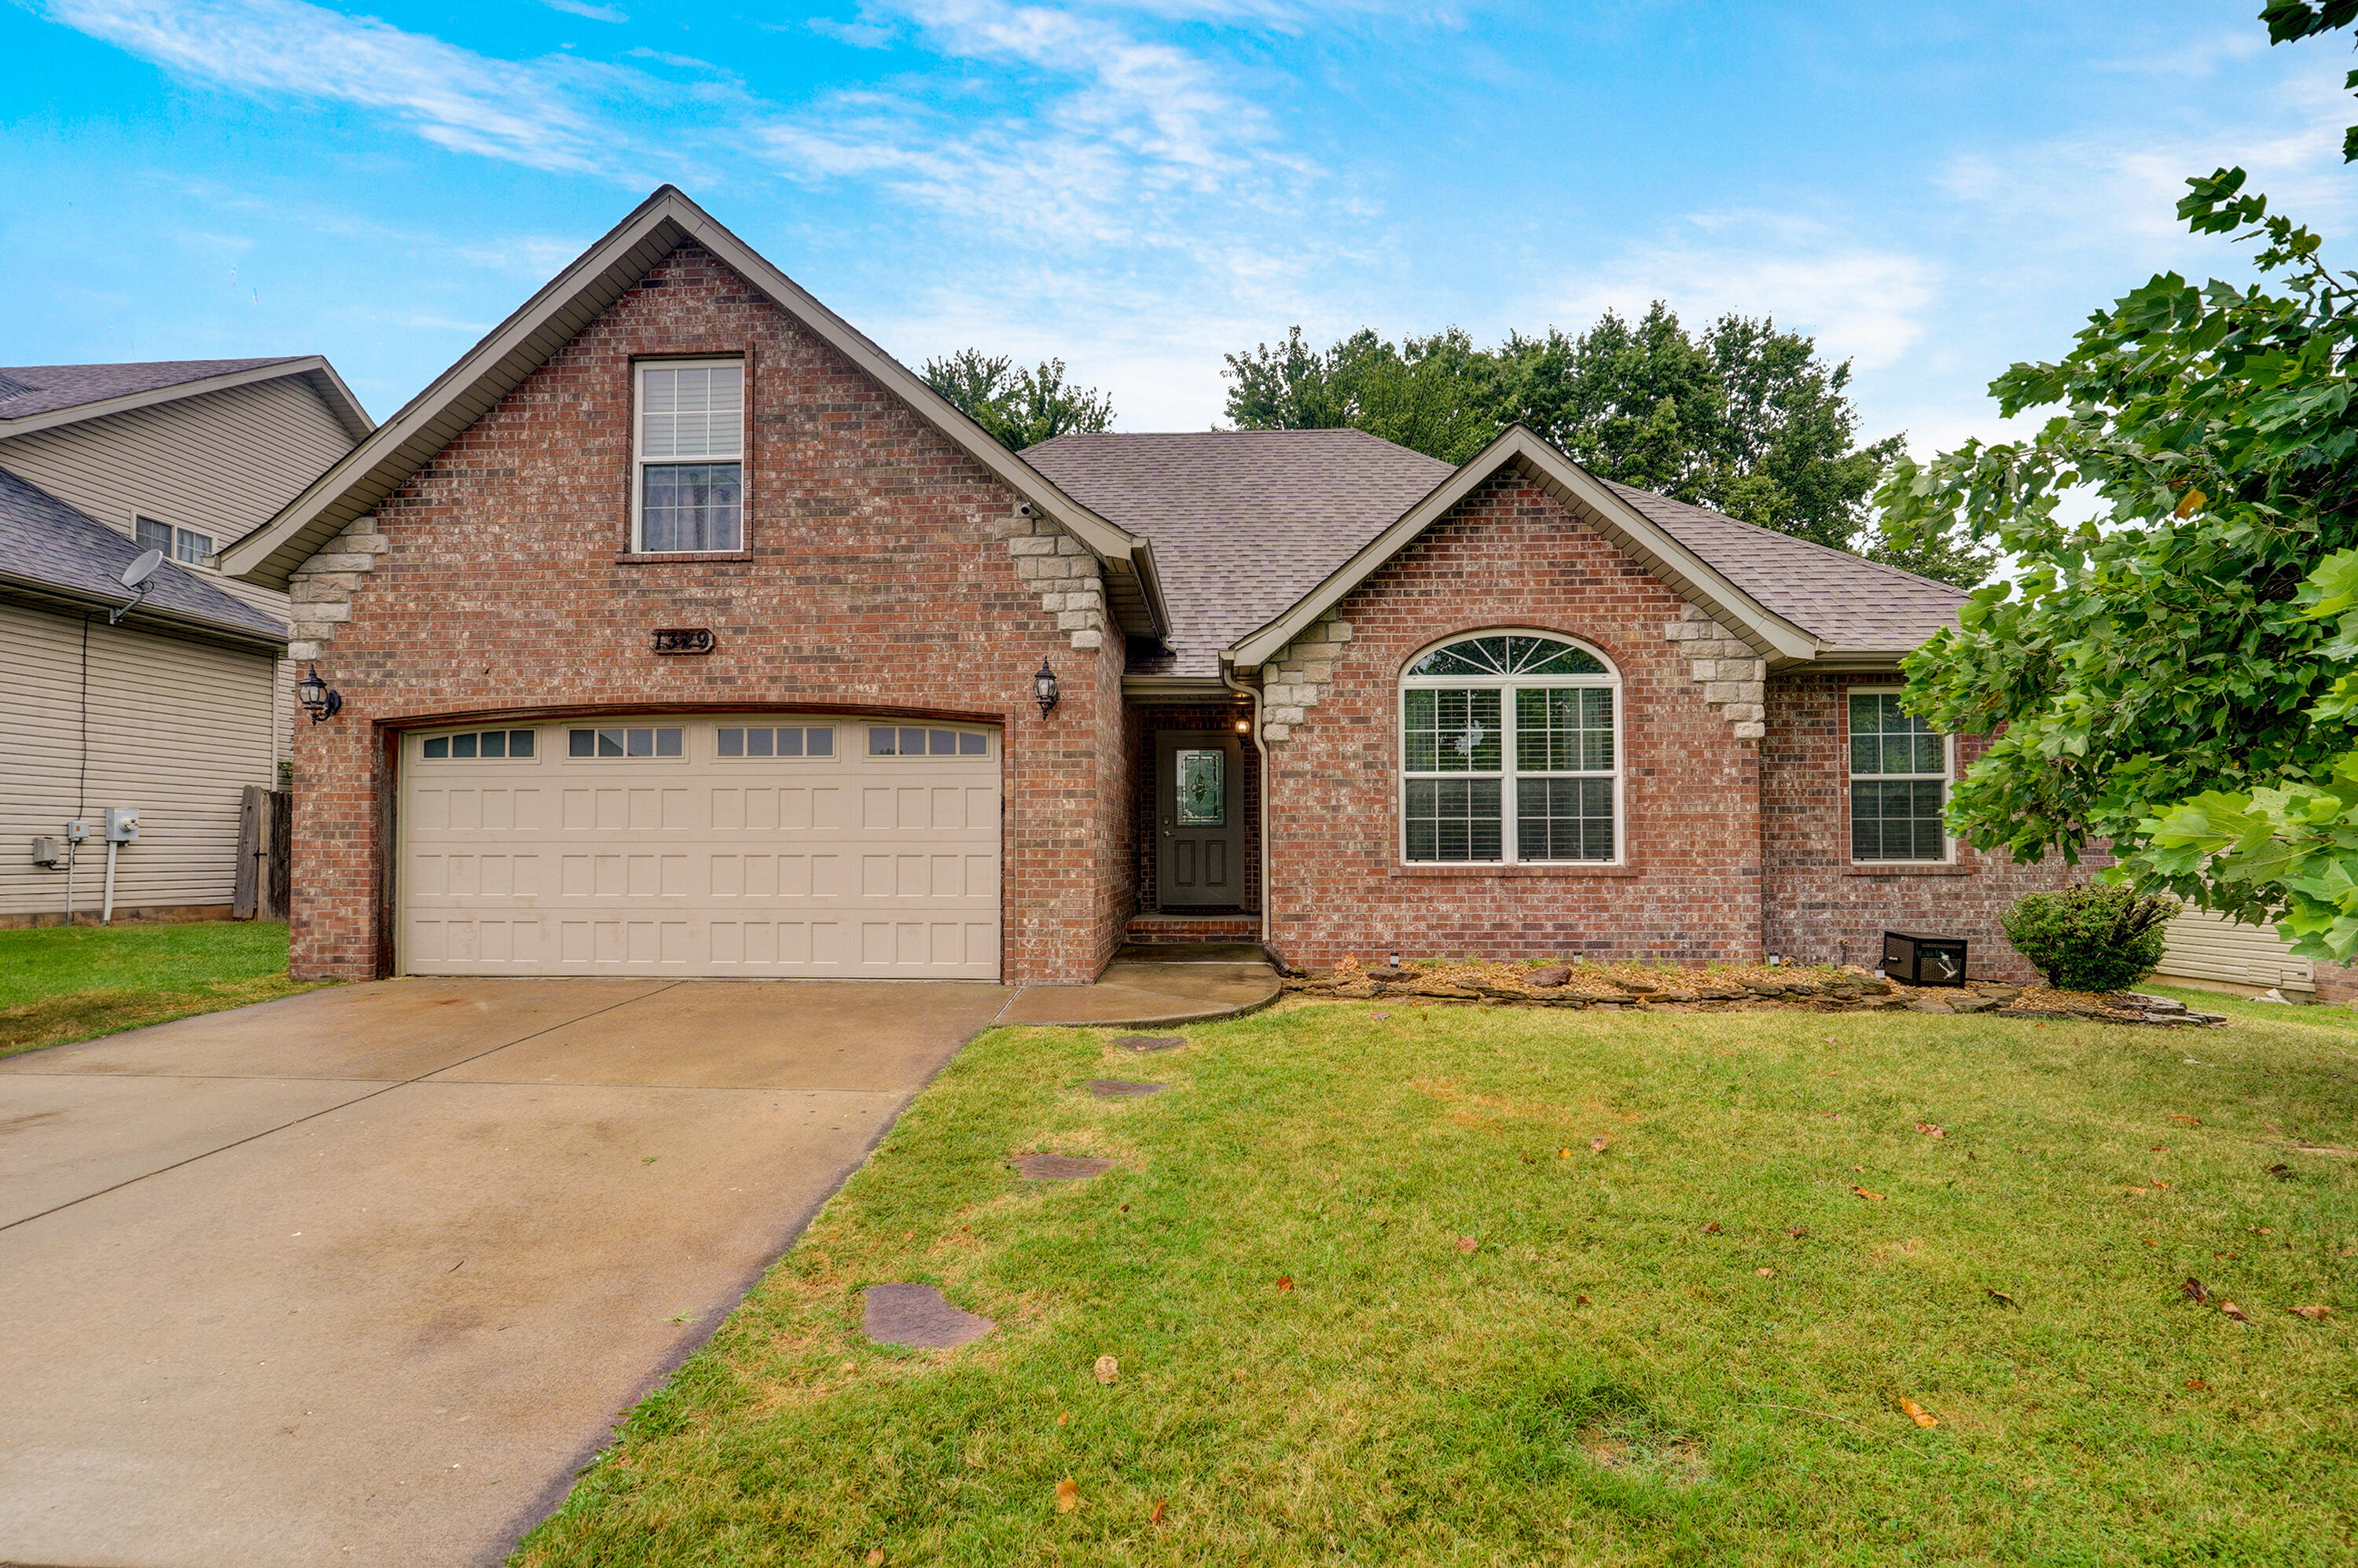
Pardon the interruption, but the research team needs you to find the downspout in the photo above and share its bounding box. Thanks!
[1219,655,1273,957]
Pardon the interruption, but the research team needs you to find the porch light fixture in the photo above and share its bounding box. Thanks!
[296,663,343,725]
[1233,717,1251,735]
[1034,658,1060,719]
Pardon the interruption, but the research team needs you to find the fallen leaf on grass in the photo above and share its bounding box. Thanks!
[1916,1122,1947,1138]
[2150,1180,2170,1190]
[865,1551,887,1566]
[1788,1226,1810,1239]
[2184,1379,2208,1391]
[1456,1236,1478,1254]
[2151,1144,2168,1152]
[2220,1301,2250,1323]
[2264,1122,2286,1137]
[2169,1114,2201,1126]
[1057,1411,1069,1427]
[1702,1221,1721,1235]
[2181,1277,2209,1305]
[1557,1148,1570,1159]
[1853,1186,1885,1201]
[1576,1294,1592,1305]
[1898,1397,1938,1428]
[1056,1478,1079,1513]
[1590,1136,1609,1154]
[1150,1499,1166,1524]
[2268,1163,2294,1180]
[1094,1355,1118,1385]
[1986,1288,2016,1308]
[1276,1276,1293,1292]
[2290,1305,2332,1321]
[1757,1266,1775,1277]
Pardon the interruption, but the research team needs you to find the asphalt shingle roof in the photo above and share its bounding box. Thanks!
[1023,430,1969,674]
[0,358,303,423]
[1024,429,1453,676]
[0,467,285,641]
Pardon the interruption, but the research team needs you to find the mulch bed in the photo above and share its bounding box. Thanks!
[1281,958,2227,1027]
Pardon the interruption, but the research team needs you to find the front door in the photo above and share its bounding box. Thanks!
[1155,730,1245,909]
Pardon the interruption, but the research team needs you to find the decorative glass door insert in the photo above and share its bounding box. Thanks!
[1176,748,1225,825]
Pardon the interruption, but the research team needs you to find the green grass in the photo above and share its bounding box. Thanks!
[2144,982,2358,1037]
[0,920,325,1058]
[516,999,2358,1567]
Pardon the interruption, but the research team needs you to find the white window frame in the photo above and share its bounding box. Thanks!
[631,357,746,554]
[1846,686,1955,865]
[1398,630,1624,867]
[134,513,215,568]
[416,727,542,764]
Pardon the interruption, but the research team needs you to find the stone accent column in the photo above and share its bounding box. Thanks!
[285,518,389,663]
[1664,604,1767,739]
[995,504,1107,652]
[1252,609,1353,743]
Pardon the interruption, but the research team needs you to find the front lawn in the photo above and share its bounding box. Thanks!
[518,999,2356,1566]
[0,920,323,1059]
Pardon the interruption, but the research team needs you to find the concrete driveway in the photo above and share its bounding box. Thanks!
[0,976,1012,1568]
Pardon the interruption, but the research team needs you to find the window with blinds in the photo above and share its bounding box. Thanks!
[634,359,744,553]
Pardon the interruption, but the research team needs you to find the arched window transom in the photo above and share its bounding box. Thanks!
[1400,631,1620,865]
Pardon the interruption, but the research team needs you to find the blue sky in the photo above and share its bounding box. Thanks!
[6,0,2353,458]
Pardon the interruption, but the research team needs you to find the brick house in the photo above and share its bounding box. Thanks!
[222,186,2072,986]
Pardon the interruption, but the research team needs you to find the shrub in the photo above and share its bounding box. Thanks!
[2000,883,2172,993]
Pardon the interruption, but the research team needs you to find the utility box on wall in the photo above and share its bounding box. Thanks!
[1882,931,1968,987]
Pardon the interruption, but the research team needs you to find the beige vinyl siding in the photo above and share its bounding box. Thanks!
[0,375,343,768]
[2154,904,2317,994]
[1,600,277,919]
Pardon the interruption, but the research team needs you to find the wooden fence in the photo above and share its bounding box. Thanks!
[233,786,292,921]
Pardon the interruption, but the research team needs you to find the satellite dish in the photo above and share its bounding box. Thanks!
[119,549,164,589]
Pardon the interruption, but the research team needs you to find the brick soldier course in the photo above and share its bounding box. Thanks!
[223,185,2081,989]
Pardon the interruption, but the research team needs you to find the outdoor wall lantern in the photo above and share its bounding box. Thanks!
[1034,658,1060,719]
[296,663,343,725]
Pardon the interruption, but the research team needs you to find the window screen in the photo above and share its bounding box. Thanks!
[1848,693,1948,861]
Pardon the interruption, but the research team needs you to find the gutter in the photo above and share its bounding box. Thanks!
[1219,655,1273,958]
[0,571,288,654]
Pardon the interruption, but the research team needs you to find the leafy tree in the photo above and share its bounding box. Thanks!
[924,349,1114,450]
[1221,308,1981,584]
[1877,9,2358,956]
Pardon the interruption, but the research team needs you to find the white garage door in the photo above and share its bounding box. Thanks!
[399,717,1001,979]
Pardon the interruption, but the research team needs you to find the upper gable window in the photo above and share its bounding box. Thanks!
[135,515,212,565]
[634,359,744,553]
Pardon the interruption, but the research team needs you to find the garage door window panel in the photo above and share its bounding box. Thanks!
[869,726,990,757]
[718,725,836,758]
[421,729,536,761]
[568,727,684,758]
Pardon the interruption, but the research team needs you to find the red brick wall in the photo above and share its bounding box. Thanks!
[1262,471,1762,970]
[288,243,1119,984]
[1760,672,2089,982]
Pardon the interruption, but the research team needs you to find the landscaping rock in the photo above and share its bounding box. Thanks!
[1948,996,2002,1014]
[1012,1154,1116,1181]
[1907,1000,1956,1015]
[1115,1035,1185,1052]
[1614,978,1663,994]
[1084,1079,1163,1098]
[1367,966,1411,982]
[1406,984,1482,1000]
[1332,981,1382,999]
[1527,966,1572,990]
[863,1284,994,1349]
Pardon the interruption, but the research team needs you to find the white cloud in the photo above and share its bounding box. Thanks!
[44,0,648,176]
[542,0,628,21]
[1548,216,1942,373]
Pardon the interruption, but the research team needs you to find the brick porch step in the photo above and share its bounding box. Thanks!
[1125,914,1258,944]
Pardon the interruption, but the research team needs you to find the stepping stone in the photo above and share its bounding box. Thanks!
[862,1283,994,1349]
[1012,1153,1116,1181]
[1085,1078,1164,1098]
[1115,1034,1185,1052]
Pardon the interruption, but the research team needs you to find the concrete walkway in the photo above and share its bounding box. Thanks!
[998,942,1283,1026]
[0,976,1009,1568]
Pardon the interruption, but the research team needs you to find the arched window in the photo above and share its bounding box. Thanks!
[1399,632,1621,865]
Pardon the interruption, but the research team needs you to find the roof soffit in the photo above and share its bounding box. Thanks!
[218,188,1166,637]
[1223,426,1822,668]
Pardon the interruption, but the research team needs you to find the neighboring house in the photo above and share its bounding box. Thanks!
[2,358,372,926]
[222,186,2077,986]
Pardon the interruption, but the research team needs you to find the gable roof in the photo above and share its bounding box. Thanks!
[1602,482,1970,655]
[217,185,1170,638]
[0,467,285,648]
[1024,429,1454,678]
[0,356,373,442]
[1029,427,1970,678]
